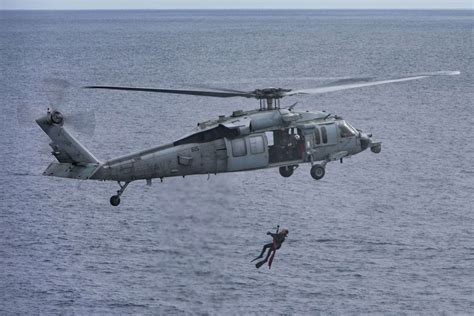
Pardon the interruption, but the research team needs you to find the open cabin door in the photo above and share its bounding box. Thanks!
[267,128,305,164]
[225,134,268,172]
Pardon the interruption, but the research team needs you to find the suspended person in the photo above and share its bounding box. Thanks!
[251,226,289,269]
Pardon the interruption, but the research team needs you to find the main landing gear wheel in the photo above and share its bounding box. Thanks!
[110,195,120,206]
[279,165,295,178]
[310,164,325,180]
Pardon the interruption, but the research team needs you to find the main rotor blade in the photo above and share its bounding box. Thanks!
[285,71,460,97]
[84,85,254,98]
[189,84,251,94]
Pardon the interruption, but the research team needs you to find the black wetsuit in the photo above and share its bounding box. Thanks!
[254,232,287,268]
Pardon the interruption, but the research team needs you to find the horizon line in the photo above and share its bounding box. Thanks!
[1,8,473,11]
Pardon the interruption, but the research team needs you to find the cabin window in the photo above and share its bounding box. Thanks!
[249,136,265,154]
[321,126,328,144]
[232,138,247,157]
[314,128,321,145]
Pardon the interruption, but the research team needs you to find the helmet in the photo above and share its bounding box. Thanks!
[280,228,289,235]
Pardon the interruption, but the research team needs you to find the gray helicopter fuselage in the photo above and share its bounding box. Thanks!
[89,108,377,182]
[37,70,458,205]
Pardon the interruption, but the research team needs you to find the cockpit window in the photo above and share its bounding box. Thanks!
[339,121,356,138]
[321,127,328,144]
[314,128,321,145]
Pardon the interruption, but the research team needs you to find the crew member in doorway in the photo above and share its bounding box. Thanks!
[287,132,303,160]
[252,227,289,269]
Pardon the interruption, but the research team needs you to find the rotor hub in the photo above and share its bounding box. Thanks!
[253,87,291,100]
[253,88,292,110]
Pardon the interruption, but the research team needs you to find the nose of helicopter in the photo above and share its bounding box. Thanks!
[359,131,381,154]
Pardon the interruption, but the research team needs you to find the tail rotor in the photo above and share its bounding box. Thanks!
[16,78,96,137]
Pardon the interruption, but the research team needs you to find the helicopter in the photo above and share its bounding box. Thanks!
[35,71,459,206]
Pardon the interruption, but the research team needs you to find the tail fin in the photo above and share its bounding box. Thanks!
[36,110,100,179]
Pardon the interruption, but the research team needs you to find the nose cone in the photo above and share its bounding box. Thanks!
[358,131,381,154]
[371,143,382,153]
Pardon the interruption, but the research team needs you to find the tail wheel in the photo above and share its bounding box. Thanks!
[310,164,325,180]
[110,195,121,206]
[279,166,294,178]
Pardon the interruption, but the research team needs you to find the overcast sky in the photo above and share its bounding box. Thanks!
[1,0,472,10]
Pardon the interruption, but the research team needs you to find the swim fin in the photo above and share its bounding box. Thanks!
[255,261,266,269]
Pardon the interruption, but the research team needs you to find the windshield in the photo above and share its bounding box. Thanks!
[339,121,357,138]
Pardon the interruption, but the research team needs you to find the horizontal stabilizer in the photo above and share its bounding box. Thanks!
[43,162,100,179]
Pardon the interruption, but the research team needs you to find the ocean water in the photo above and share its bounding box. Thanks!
[0,10,473,314]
